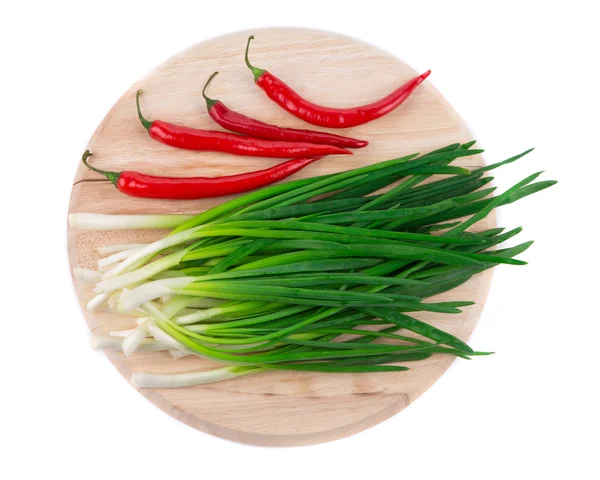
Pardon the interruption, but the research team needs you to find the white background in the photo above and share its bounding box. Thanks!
[1,1,598,479]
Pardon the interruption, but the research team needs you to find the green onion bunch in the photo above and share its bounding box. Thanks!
[70,142,555,387]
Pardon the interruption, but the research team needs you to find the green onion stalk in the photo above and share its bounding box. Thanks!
[70,142,555,387]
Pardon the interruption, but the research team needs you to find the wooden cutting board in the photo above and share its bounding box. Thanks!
[68,27,494,446]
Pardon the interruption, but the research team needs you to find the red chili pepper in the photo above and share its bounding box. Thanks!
[79,150,323,199]
[244,36,431,129]
[201,72,368,149]
[135,91,351,158]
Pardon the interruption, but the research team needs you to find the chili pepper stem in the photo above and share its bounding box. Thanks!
[202,71,220,110]
[81,150,121,186]
[245,35,265,81]
[73,178,112,185]
[135,90,153,131]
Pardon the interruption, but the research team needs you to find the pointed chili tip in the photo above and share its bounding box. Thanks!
[421,69,432,79]
[135,89,153,131]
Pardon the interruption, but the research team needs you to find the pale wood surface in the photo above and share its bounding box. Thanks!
[68,28,494,446]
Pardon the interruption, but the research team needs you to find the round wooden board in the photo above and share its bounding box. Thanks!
[68,28,494,446]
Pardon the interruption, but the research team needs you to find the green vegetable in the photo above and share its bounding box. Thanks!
[70,142,554,387]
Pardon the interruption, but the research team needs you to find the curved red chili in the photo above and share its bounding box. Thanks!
[79,150,323,199]
[202,72,368,149]
[244,36,431,129]
[135,90,351,158]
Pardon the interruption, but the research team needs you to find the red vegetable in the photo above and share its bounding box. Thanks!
[201,72,368,149]
[135,90,351,158]
[244,36,431,129]
[79,150,323,199]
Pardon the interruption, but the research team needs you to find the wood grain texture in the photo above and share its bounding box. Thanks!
[67,28,495,446]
